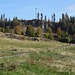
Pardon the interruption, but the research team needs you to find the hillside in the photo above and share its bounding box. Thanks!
[0,37,75,75]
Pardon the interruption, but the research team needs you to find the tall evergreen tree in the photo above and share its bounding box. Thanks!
[62,14,64,20]
[12,17,19,28]
[45,15,47,22]
[26,25,35,37]
[37,13,39,20]
[41,13,43,20]
[52,13,55,22]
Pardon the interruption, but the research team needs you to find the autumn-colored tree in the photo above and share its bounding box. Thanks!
[57,27,62,40]
[57,27,62,35]
[14,26,21,35]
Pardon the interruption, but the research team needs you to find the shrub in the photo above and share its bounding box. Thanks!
[44,33,49,38]
[46,27,52,33]
[5,26,11,33]
[0,28,5,32]
[66,36,71,43]
[48,33,53,40]
[59,31,72,43]
[44,33,53,40]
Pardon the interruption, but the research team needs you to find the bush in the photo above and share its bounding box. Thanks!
[57,35,61,40]
[0,28,5,32]
[48,33,53,40]
[46,27,52,33]
[44,33,53,40]
[59,31,72,43]
[44,33,49,38]
[5,26,11,33]
[66,36,71,43]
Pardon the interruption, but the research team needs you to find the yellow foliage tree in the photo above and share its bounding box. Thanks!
[14,26,21,35]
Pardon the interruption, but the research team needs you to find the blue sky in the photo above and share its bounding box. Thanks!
[0,0,75,21]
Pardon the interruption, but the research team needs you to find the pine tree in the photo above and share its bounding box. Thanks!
[46,27,52,33]
[41,13,43,20]
[26,25,35,37]
[37,13,39,20]
[36,27,42,37]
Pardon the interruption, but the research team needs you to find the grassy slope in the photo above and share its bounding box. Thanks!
[0,37,75,75]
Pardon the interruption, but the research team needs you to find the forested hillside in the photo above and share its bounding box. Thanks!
[0,13,75,43]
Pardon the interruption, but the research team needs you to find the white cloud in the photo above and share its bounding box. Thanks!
[66,5,75,16]
[67,5,75,11]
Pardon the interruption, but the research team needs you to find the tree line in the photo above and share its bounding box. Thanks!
[0,13,75,43]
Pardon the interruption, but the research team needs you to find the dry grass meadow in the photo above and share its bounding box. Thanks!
[0,37,75,75]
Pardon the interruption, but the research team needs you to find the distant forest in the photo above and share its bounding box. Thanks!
[0,13,75,43]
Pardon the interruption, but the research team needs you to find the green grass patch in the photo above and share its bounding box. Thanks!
[0,37,75,75]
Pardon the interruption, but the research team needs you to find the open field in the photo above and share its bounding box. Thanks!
[0,37,75,75]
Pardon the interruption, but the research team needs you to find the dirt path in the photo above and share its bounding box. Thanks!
[0,52,30,58]
[0,44,75,59]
